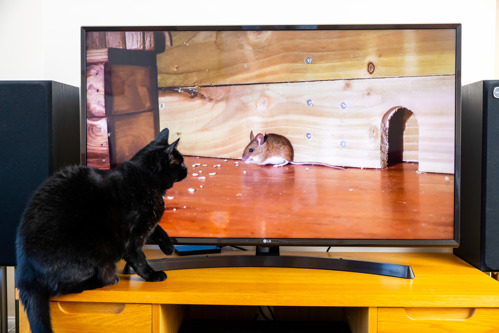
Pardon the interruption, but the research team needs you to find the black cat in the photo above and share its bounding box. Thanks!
[16,128,187,333]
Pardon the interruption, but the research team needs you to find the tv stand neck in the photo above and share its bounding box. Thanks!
[255,246,280,256]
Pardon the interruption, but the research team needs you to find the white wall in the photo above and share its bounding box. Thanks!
[0,0,497,87]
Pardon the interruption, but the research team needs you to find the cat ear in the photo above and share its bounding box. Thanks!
[155,128,170,144]
[166,138,180,154]
[256,133,265,146]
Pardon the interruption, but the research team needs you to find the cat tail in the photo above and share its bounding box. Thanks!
[18,272,53,333]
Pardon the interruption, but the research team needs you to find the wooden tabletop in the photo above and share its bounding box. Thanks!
[53,251,499,308]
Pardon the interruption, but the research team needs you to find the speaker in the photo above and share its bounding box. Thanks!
[454,80,499,271]
[0,81,80,266]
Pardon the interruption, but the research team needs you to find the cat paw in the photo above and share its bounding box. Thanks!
[146,270,167,282]
[110,275,120,286]
[158,241,175,256]
[101,275,120,288]
[164,243,175,255]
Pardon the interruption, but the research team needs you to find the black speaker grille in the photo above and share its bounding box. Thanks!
[0,81,79,266]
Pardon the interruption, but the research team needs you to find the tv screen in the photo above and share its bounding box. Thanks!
[81,24,461,248]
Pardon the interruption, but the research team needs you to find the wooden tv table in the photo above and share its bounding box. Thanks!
[18,251,499,333]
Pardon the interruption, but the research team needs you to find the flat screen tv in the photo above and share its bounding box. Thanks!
[81,24,461,278]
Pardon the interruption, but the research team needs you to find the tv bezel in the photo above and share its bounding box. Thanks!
[81,23,461,248]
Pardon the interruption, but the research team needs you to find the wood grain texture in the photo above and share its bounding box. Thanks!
[111,112,155,166]
[145,31,156,51]
[159,76,455,173]
[86,63,106,117]
[157,29,456,87]
[50,252,499,309]
[105,32,126,49]
[19,302,152,333]
[86,48,110,63]
[85,44,161,169]
[51,302,152,333]
[377,307,499,333]
[159,156,454,241]
[86,117,110,170]
[18,302,30,333]
[125,32,144,50]
[86,31,159,52]
[86,32,106,49]
[157,304,186,333]
[109,64,154,115]
[347,307,377,333]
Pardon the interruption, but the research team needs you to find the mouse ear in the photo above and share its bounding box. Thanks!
[256,133,265,146]
[250,130,254,141]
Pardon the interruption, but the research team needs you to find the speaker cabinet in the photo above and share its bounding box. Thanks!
[0,81,80,266]
[455,80,499,271]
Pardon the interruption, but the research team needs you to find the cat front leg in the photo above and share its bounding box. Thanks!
[124,247,167,282]
[148,225,175,255]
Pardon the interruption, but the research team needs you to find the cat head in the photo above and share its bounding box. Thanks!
[131,128,188,190]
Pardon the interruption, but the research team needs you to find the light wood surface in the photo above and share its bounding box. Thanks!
[86,31,158,52]
[159,75,455,173]
[377,307,499,332]
[157,29,456,87]
[51,303,152,333]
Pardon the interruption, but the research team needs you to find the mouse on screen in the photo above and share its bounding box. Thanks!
[241,131,343,169]
[241,131,294,166]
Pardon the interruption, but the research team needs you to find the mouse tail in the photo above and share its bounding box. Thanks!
[17,267,53,333]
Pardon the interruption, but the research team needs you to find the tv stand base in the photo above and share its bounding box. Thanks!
[144,252,415,279]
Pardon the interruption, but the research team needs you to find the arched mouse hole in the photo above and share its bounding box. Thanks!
[380,107,419,168]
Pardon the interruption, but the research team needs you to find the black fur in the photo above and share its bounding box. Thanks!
[16,128,187,333]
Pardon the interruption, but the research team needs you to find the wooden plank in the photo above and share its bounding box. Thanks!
[18,302,30,333]
[86,48,109,63]
[86,31,106,49]
[403,115,419,162]
[109,64,154,115]
[85,46,160,168]
[86,117,110,170]
[346,307,377,333]
[157,29,456,87]
[158,305,186,333]
[86,63,106,117]
[125,32,144,50]
[377,308,499,333]
[145,31,156,50]
[106,32,126,49]
[159,75,455,173]
[110,112,155,166]
[51,302,152,332]
[87,31,159,53]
